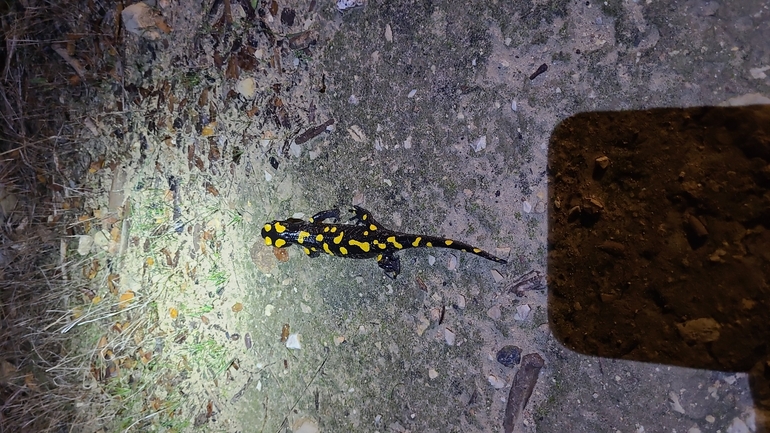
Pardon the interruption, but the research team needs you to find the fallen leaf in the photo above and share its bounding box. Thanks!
[154,16,171,34]
[201,315,209,325]
[88,157,105,173]
[97,335,108,349]
[205,183,219,196]
[118,291,135,309]
[92,295,102,305]
[170,307,178,319]
[202,121,217,137]
[24,373,38,390]
[107,273,120,295]
[232,302,243,313]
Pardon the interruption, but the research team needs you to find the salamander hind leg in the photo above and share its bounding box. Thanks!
[377,253,401,279]
[309,208,341,223]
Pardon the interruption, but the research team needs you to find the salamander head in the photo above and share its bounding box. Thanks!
[261,218,304,248]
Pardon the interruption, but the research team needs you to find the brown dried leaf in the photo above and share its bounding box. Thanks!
[281,323,290,342]
[232,302,243,313]
[225,55,239,80]
[88,156,105,173]
[107,273,120,295]
[154,16,172,34]
[205,183,220,196]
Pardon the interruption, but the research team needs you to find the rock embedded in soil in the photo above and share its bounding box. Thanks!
[496,345,522,368]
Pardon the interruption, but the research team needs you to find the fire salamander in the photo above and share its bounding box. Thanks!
[261,206,507,278]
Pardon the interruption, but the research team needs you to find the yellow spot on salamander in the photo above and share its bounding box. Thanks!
[263,224,272,232]
[304,247,311,255]
[362,214,368,220]
[364,231,369,236]
[369,224,377,231]
[330,226,337,233]
[473,248,481,253]
[264,237,273,246]
[274,222,287,233]
[323,243,333,255]
[387,236,403,249]
[376,254,383,261]
[333,232,344,244]
[275,238,286,248]
[340,246,348,255]
[412,236,422,247]
[324,227,330,232]
[426,242,433,247]
[308,217,314,223]
[315,234,324,242]
[348,239,371,252]
[297,231,310,244]
[444,239,453,246]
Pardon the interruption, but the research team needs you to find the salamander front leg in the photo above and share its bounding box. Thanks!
[377,253,401,279]
[349,205,382,229]
[309,209,340,223]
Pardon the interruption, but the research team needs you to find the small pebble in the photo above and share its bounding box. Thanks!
[488,375,506,389]
[514,304,531,321]
[511,100,517,111]
[496,345,522,367]
[447,254,458,271]
[522,201,532,213]
[428,255,436,265]
[444,328,456,346]
[428,368,439,379]
[244,332,252,349]
[285,333,301,350]
[407,89,417,98]
[490,269,504,283]
[470,135,487,152]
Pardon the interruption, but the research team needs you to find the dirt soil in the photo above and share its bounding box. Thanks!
[67,0,770,432]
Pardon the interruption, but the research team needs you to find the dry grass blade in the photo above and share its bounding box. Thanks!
[1,1,124,432]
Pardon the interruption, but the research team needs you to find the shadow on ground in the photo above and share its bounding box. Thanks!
[548,105,770,431]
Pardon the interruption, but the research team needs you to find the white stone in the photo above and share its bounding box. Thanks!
[514,304,531,321]
[668,391,685,414]
[236,77,256,98]
[470,135,487,152]
[444,328,456,346]
[488,375,506,389]
[77,235,94,256]
[285,333,301,350]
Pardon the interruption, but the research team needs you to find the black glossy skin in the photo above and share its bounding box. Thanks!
[261,206,507,278]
